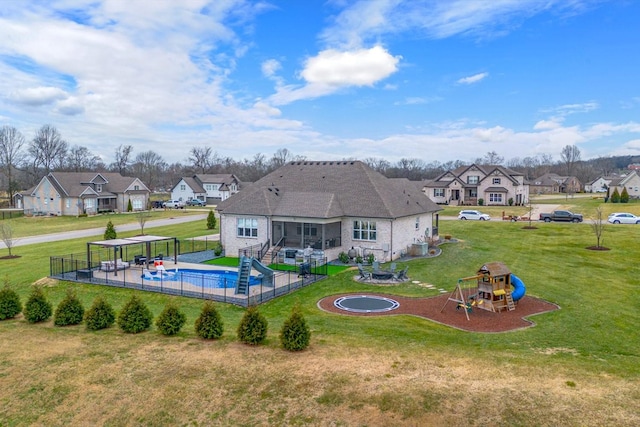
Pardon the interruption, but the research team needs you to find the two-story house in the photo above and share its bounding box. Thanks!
[170,174,241,205]
[422,164,529,206]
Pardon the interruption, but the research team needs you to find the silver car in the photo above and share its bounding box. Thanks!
[458,210,491,221]
[607,212,640,224]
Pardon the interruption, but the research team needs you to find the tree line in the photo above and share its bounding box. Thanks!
[1,124,637,207]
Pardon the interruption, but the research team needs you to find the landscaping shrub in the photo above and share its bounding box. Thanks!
[155,302,186,336]
[621,187,630,203]
[338,252,349,264]
[611,188,620,203]
[0,284,22,320]
[127,199,133,212]
[54,289,85,326]
[206,209,217,230]
[117,295,153,333]
[23,286,53,323]
[213,241,224,257]
[104,220,117,240]
[194,300,224,339]
[237,305,268,345]
[280,305,311,351]
[84,296,116,330]
[478,198,484,206]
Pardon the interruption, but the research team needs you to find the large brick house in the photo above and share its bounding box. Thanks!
[529,173,582,194]
[216,161,442,262]
[421,164,529,206]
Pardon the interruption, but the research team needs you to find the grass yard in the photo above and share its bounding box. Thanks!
[0,207,638,426]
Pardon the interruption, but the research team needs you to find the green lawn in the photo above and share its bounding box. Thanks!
[0,204,638,425]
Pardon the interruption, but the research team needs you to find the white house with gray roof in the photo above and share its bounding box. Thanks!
[170,174,240,204]
[16,172,149,216]
[216,161,443,262]
[422,164,529,206]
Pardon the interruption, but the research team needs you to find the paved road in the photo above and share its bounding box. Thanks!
[0,214,208,249]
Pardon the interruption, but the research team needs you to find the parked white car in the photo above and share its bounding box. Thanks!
[607,212,640,224]
[163,200,185,209]
[458,210,491,221]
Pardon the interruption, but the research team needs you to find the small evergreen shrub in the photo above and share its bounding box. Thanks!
[366,253,375,265]
[213,241,224,257]
[54,289,85,326]
[621,187,630,203]
[355,255,363,264]
[280,305,311,351]
[611,188,620,203]
[23,286,53,323]
[0,284,22,320]
[338,252,349,264]
[127,199,133,212]
[84,296,116,330]
[104,220,117,240]
[155,302,186,336]
[117,295,153,333]
[206,209,217,230]
[237,306,268,345]
[508,197,514,206]
[194,301,224,339]
[478,198,484,206]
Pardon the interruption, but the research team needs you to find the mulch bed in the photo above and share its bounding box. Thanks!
[317,292,559,333]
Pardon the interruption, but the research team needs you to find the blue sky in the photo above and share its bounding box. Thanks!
[1,0,639,165]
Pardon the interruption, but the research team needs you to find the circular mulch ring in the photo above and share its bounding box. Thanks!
[318,292,559,333]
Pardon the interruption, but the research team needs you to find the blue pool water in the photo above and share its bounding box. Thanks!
[142,268,261,288]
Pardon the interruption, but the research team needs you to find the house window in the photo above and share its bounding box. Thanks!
[467,176,479,184]
[489,193,503,203]
[434,188,444,197]
[66,199,70,208]
[353,220,376,241]
[134,185,140,190]
[493,178,501,184]
[237,218,258,237]
[132,199,143,210]
[180,184,186,191]
[415,217,420,230]
[85,199,94,208]
[469,189,478,198]
[96,184,102,193]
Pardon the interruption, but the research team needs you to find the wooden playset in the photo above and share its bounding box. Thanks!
[441,262,520,320]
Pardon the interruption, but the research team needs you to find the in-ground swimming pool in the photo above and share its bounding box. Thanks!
[142,268,261,289]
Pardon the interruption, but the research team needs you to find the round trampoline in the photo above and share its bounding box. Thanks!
[333,295,400,313]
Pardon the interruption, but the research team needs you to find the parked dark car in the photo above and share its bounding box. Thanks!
[186,199,206,206]
[152,200,165,208]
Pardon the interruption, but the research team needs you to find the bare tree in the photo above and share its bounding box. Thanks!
[270,148,294,169]
[28,124,68,174]
[0,126,26,205]
[560,144,581,176]
[189,146,213,174]
[111,144,133,175]
[131,150,166,191]
[67,145,100,172]
[0,222,18,256]
[590,207,607,249]
[477,151,504,166]
[137,210,151,235]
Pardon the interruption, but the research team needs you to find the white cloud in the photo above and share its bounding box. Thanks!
[9,86,68,106]
[268,46,400,105]
[261,59,281,78]
[533,119,562,130]
[457,72,488,85]
[55,97,85,116]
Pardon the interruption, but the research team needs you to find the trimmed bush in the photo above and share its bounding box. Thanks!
[127,199,133,212]
[155,302,186,336]
[54,289,85,326]
[117,295,153,333]
[621,187,630,203]
[237,306,268,345]
[84,296,116,330]
[23,286,53,323]
[0,284,22,320]
[194,301,224,339]
[611,188,620,203]
[206,209,217,230]
[280,305,311,351]
[104,220,117,240]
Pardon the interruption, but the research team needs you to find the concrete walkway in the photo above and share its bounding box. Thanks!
[0,214,208,249]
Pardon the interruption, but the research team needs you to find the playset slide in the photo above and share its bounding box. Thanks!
[510,274,526,301]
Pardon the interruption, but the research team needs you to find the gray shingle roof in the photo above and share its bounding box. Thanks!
[217,161,441,219]
[47,172,147,197]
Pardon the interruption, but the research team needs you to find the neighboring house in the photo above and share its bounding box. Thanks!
[15,172,150,216]
[608,171,640,198]
[216,161,442,262]
[421,164,529,206]
[585,176,615,193]
[529,173,582,194]
[170,174,241,204]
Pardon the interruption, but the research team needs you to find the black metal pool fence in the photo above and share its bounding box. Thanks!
[49,253,328,307]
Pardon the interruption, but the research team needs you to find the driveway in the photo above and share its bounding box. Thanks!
[0,214,208,249]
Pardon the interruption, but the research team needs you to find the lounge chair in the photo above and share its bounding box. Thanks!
[389,262,397,273]
[357,265,372,280]
[372,261,380,272]
[393,266,409,281]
